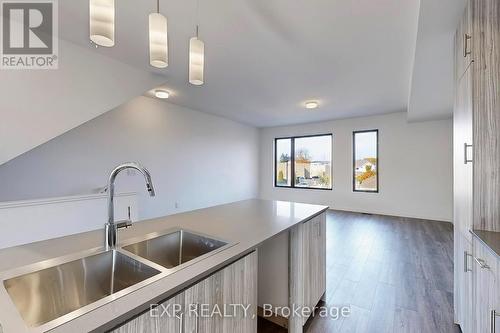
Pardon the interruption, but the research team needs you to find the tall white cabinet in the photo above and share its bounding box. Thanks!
[453,0,500,332]
[453,25,474,333]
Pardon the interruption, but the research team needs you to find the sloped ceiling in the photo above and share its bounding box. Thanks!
[0,39,165,165]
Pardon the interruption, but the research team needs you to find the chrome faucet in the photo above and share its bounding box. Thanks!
[105,162,156,250]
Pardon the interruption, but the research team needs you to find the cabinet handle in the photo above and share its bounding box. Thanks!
[464,251,473,272]
[176,310,184,333]
[474,256,490,269]
[491,310,499,333]
[195,303,199,333]
[464,143,473,164]
[464,33,471,57]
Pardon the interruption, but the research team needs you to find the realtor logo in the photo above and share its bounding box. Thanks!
[1,0,58,69]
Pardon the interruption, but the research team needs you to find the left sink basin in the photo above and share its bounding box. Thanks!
[3,250,161,327]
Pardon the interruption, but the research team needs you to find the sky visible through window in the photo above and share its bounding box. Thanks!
[354,132,377,159]
[354,131,378,192]
[276,139,291,158]
[295,136,332,162]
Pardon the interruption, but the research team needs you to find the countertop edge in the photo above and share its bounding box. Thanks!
[470,229,500,259]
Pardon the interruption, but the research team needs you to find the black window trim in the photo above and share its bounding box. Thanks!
[274,133,333,191]
[352,129,379,193]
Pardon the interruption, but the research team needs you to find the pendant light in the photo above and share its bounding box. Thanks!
[89,0,115,47]
[189,0,204,85]
[149,0,168,68]
[189,26,204,85]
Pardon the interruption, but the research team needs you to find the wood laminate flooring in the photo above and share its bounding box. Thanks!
[258,210,461,333]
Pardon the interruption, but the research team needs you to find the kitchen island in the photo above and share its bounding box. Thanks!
[0,199,328,333]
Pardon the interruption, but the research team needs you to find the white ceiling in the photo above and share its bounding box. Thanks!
[0,0,468,165]
[58,0,421,127]
[408,0,466,122]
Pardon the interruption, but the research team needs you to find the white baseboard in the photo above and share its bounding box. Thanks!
[327,206,452,223]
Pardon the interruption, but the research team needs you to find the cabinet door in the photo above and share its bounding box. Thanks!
[493,256,500,333]
[183,251,257,333]
[221,251,258,332]
[454,229,463,325]
[111,293,184,333]
[302,213,326,325]
[481,245,499,333]
[183,269,223,333]
[471,0,500,232]
[473,239,498,333]
[454,232,473,332]
[111,252,257,333]
[455,0,473,79]
[453,63,474,240]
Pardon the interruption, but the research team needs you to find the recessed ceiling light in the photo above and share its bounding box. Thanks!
[305,101,319,109]
[154,89,169,99]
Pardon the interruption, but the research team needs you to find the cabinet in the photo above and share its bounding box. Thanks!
[453,62,474,240]
[454,232,473,332]
[301,213,326,325]
[453,0,500,233]
[112,294,185,333]
[289,213,327,332]
[472,239,499,333]
[111,251,258,333]
[471,0,500,232]
[453,10,474,333]
[184,251,258,333]
[258,211,327,332]
[454,0,500,331]
[455,0,473,79]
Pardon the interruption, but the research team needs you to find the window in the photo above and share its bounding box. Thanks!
[275,138,292,187]
[353,130,378,192]
[275,134,332,190]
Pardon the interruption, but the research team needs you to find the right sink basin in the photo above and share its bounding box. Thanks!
[122,230,228,269]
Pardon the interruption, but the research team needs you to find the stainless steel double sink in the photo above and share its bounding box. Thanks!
[2,229,229,328]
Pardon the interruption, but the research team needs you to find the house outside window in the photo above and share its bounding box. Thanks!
[353,130,378,192]
[275,134,332,190]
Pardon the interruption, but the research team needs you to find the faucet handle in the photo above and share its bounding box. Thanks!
[115,220,132,229]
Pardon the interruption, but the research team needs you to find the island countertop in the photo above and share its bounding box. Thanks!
[0,199,328,333]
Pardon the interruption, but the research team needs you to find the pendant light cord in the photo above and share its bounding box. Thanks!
[157,0,159,13]
[195,0,200,38]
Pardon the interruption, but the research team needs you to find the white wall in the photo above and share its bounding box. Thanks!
[0,38,165,165]
[259,112,453,222]
[0,193,137,249]
[0,96,259,220]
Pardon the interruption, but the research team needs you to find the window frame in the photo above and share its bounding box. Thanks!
[352,129,379,193]
[274,133,333,191]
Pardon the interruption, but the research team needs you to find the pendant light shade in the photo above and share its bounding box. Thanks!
[189,34,204,85]
[149,13,168,68]
[89,0,115,47]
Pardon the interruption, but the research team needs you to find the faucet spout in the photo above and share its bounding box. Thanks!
[105,162,156,250]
